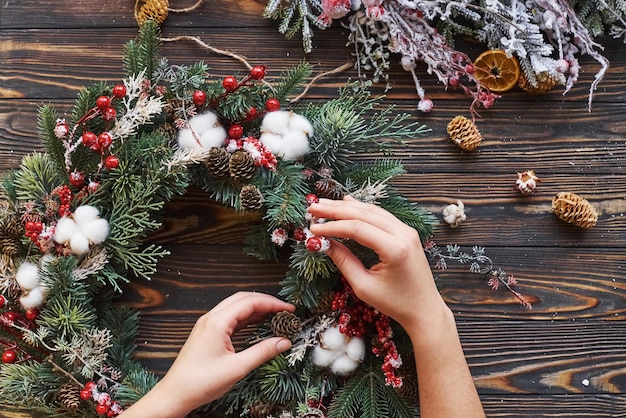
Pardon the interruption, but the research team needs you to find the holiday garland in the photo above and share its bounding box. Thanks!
[0,21,528,417]
[264,0,626,113]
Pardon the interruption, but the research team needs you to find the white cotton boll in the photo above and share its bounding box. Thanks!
[73,205,100,226]
[81,218,109,244]
[261,110,290,135]
[69,233,90,255]
[312,346,339,368]
[280,131,310,160]
[288,113,313,136]
[199,126,227,149]
[321,325,348,351]
[345,336,366,362]
[54,217,78,244]
[15,262,39,290]
[188,112,218,133]
[259,132,283,155]
[331,354,359,376]
[20,286,45,309]
[177,128,200,149]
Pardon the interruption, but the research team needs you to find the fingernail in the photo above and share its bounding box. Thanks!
[317,198,333,204]
[276,339,292,352]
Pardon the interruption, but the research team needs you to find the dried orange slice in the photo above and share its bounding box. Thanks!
[473,50,521,92]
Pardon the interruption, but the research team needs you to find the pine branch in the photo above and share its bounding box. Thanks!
[37,105,67,177]
[272,61,312,103]
[11,153,63,209]
[117,366,159,406]
[256,354,306,405]
[379,194,437,241]
[261,161,309,230]
[123,20,161,80]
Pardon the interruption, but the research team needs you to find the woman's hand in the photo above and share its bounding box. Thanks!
[121,292,294,418]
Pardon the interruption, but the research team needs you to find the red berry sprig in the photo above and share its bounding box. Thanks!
[192,90,207,107]
[52,185,73,216]
[222,76,238,92]
[1,349,16,364]
[80,381,123,416]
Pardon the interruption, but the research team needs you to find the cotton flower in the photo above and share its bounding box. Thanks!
[177,111,227,150]
[260,110,313,160]
[54,205,109,255]
[15,261,47,310]
[312,325,365,376]
[443,200,466,228]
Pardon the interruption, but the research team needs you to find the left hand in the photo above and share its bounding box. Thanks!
[121,292,295,418]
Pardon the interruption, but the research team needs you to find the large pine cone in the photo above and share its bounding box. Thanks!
[447,115,482,151]
[135,0,169,26]
[2,216,23,238]
[57,383,81,410]
[552,192,598,228]
[205,147,231,177]
[518,71,559,94]
[229,150,256,182]
[239,184,264,211]
[0,238,18,257]
[270,311,302,338]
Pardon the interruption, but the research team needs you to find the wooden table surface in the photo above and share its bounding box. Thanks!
[2,0,626,416]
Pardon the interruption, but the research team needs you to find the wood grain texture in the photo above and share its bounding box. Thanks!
[2,0,626,416]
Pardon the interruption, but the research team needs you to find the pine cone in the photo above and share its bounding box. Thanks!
[164,98,184,121]
[300,409,324,418]
[0,237,18,257]
[518,71,559,94]
[2,216,23,238]
[270,311,302,338]
[229,150,256,182]
[552,192,598,228]
[248,400,273,417]
[315,178,344,199]
[239,184,264,211]
[156,123,178,141]
[205,147,231,178]
[57,383,81,409]
[135,0,170,26]
[447,115,482,151]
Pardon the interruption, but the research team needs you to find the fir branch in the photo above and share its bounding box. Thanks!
[123,20,161,80]
[272,61,312,103]
[327,362,417,418]
[117,366,159,406]
[262,161,310,230]
[289,244,337,284]
[256,354,306,405]
[40,296,96,340]
[37,105,67,176]
[379,194,437,241]
[11,153,63,209]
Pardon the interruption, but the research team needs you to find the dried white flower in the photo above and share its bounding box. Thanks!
[443,199,466,228]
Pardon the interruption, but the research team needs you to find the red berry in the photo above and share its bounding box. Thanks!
[80,389,92,400]
[265,98,280,112]
[112,84,127,99]
[84,381,97,391]
[69,171,85,188]
[98,132,113,149]
[305,236,322,252]
[305,193,319,205]
[104,155,119,170]
[102,107,117,121]
[465,63,475,74]
[81,131,97,147]
[96,404,109,415]
[4,311,17,323]
[228,124,244,139]
[2,350,16,364]
[222,76,238,92]
[25,308,38,321]
[250,65,266,80]
[293,228,307,242]
[96,96,111,111]
[107,411,116,418]
[246,106,258,120]
[192,90,207,107]
[0,295,6,307]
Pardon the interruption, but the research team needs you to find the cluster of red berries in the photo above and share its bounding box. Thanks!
[331,277,404,388]
[53,185,73,216]
[79,381,123,416]
[24,220,44,244]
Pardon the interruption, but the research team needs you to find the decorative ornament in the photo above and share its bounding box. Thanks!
[447,116,482,151]
[515,170,541,195]
[552,192,598,228]
[443,200,467,228]
[472,50,521,93]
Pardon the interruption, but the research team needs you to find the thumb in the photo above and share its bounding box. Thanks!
[235,337,292,372]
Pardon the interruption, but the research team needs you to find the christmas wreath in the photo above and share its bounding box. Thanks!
[0,21,527,417]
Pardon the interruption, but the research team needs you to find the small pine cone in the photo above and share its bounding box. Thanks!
[270,311,302,338]
[156,123,178,141]
[300,409,325,418]
[0,237,18,257]
[518,71,559,94]
[552,192,598,228]
[57,383,81,409]
[315,178,344,199]
[164,98,185,121]
[240,184,264,211]
[229,150,256,182]
[2,216,23,238]
[248,400,273,417]
[447,115,482,151]
[135,0,170,27]
[312,291,336,314]
[205,147,231,177]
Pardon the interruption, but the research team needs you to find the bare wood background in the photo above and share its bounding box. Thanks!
[2,0,626,416]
